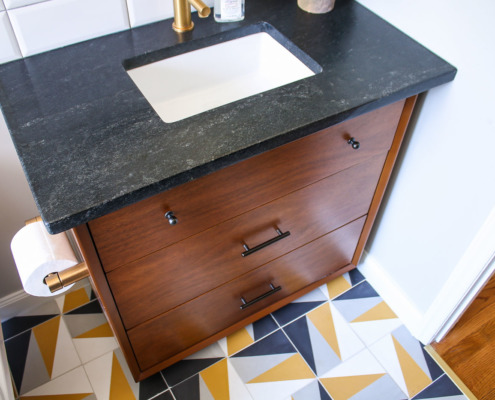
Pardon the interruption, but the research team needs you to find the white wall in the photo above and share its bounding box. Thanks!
[357,0,495,340]
[0,111,37,296]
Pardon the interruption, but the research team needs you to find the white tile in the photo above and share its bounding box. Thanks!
[126,0,173,28]
[126,0,213,28]
[0,11,21,63]
[4,0,47,10]
[8,0,130,57]
[0,1,4,11]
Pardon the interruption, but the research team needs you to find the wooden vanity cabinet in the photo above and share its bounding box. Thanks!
[73,96,417,381]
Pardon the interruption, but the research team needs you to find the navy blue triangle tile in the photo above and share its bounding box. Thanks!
[349,268,365,286]
[272,301,326,326]
[2,314,57,340]
[283,316,317,374]
[421,347,444,381]
[139,372,168,400]
[412,374,464,399]
[232,329,295,358]
[152,390,174,400]
[170,373,200,400]
[4,329,31,393]
[318,381,332,400]
[161,358,223,387]
[334,280,378,301]
[66,299,102,315]
[252,314,278,341]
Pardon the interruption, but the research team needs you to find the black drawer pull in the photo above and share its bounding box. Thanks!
[240,283,282,310]
[347,137,360,149]
[242,229,290,257]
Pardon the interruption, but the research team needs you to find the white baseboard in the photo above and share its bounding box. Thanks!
[0,289,50,322]
[358,251,428,342]
[359,206,495,344]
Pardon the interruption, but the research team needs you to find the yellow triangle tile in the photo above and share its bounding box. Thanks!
[326,276,352,299]
[109,353,135,400]
[392,336,432,397]
[21,394,93,400]
[32,316,61,377]
[63,288,90,313]
[307,304,341,359]
[200,359,229,400]
[320,374,385,400]
[76,322,114,339]
[226,327,254,356]
[351,301,397,323]
[248,354,314,383]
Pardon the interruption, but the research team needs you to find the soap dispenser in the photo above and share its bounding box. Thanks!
[214,0,244,22]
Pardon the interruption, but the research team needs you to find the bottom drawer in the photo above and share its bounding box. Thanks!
[128,216,366,371]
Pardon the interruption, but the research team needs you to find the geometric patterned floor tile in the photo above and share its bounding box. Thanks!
[55,283,96,314]
[411,374,469,400]
[171,358,252,400]
[290,379,332,400]
[161,342,226,387]
[283,302,365,377]
[332,281,402,346]
[369,325,443,398]
[18,366,94,399]
[2,301,60,340]
[84,348,138,400]
[150,390,174,400]
[138,372,168,400]
[230,330,316,400]
[218,315,278,357]
[319,269,366,301]
[319,348,407,400]
[63,300,118,364]
[5,315,81,395]
[271,288,327,327]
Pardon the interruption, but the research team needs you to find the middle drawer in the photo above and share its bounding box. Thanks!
[107,154,387,329]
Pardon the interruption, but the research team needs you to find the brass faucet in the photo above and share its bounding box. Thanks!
[172,0,211,32]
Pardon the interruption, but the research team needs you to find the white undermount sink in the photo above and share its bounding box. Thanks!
[126,31,319,123]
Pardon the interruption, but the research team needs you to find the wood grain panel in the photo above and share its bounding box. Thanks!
[432,272,495,400]
[89,100,405,272]
[108,155,386,329]
[129,216,366,371]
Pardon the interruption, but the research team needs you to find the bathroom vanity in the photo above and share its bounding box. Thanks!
[0,0,455,381]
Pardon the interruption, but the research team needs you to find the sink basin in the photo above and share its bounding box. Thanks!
[126,27,321,123]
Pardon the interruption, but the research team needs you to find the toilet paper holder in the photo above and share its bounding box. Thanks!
[26,216,89,294]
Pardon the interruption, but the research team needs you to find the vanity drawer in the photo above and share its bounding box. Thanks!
[128,216,366,371]
[108,154,387,329]
[89,100,405,272]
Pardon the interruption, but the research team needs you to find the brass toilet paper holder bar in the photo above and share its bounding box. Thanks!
[26,216,90,293]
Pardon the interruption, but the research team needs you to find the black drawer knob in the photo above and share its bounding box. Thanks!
[348,137,360,150]
[165,211,178,225]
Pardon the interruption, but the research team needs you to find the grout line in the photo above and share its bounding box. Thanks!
[424,345,478,400]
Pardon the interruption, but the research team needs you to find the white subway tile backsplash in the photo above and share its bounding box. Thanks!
[4,0,47,10]
[127,0,214,28]
[0,1,4,12]
[126,0,174,28]
[8,0,130,57]
[0,11,22,63]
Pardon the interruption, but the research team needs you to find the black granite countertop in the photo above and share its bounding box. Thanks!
[0,0,456,234]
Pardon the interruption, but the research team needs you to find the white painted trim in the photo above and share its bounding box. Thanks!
[360,206,495,344]
[0,288,45,322]
[424,206,495,342]
[358,251,426,340]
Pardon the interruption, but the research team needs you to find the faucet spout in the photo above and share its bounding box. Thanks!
[172,0,211,32]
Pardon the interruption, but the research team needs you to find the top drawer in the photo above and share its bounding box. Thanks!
[88,100,405,272]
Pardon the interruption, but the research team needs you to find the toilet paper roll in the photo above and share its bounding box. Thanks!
[11,221,79,297]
